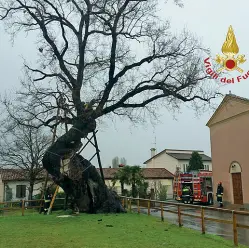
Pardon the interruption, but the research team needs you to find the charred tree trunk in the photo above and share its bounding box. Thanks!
[42,116,125,213]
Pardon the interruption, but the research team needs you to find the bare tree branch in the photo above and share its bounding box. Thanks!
[0,118,51,199]
[0,0,221,212]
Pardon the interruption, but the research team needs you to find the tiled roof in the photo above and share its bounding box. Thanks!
[166,152,212,161]
[0,167,174,182]
[141,168,174,179]
[0,169,47,181]
[97,168,174,179]
[97,168,119,180]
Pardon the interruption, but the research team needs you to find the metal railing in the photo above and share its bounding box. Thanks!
[119,196,249,247]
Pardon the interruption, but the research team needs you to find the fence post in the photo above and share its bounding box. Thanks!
[39,198,44,214]
[160,203,164,222]
[201,207,205,234]
[148,199,151,216]
[125,196,128,209]
[22,200,25,216]
[232,211,238,246]
[129,198,131,212]
[177,205,182,227]
[150,189,155,208]
[137,199,140,214]
[122,197,125,208]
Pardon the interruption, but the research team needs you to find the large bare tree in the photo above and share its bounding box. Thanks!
[0,0,220,213]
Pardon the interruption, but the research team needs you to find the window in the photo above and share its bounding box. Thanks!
[204,164,210,171]
[182,164,188,172]
[16,185,26,198]
[5,186,12,201]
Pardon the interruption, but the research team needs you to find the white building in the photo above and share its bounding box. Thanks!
[0,169,47,202]
[0,159,71,202]
[144,148,212,174]
[0,169,63,202]
[0,166,175,201]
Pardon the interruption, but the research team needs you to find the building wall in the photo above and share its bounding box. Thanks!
[1,180,64,202]
[105,180,125,195]
[146,153,178,174]
[203,161,213,171]
[106,179,173,199]
[146,179,173,198]
[3,181,40,201]
[210,112,249,205]
[178,160,188,172]
[209,97,249,125]
[178,160,212,172]
[146,153,212,174]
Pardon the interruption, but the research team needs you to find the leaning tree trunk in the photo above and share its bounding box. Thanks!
[42,115,125,213]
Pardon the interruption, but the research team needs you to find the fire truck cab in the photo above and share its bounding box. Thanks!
[173,170,214,205]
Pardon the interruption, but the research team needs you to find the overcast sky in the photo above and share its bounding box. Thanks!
[0,0,249,168]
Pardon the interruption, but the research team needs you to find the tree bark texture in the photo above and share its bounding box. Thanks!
[42,117,125,213]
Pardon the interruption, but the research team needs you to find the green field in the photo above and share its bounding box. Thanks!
[0,212,246,248]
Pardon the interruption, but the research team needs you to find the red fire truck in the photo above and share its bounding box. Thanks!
[173,170,214,205]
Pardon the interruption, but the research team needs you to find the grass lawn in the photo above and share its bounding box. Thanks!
[0,212,246,248]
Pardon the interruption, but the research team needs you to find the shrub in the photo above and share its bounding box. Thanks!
[138,182,149,198]
[157,183,168,201]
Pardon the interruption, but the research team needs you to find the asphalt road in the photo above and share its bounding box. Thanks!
[132,204,249,247]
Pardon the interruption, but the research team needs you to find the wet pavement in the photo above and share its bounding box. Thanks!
[132,204,249,246]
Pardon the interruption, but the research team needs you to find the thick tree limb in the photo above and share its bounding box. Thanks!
[0,0,221,213]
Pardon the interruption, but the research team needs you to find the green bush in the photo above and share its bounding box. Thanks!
[138,182,149,198]
[157,183,168,201]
